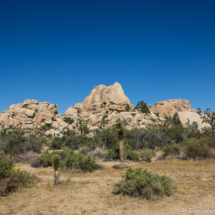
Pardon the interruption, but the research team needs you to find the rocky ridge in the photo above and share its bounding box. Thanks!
[0,82,210,135]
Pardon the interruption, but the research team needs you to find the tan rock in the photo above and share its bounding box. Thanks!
[45,120,52,125]
[151,99,196,117]
[173,111,210,131]
[25,110,35,118]
[0,113,11,128]
[82,82,130,109]
[89,115,98,126]
[36,116,44,124]
[64,106,78,117]
[51,121,59,129]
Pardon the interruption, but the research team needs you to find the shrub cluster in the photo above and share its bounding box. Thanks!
[104,149,120,161]
[163,141,181,158]
[31,149,100,172]
[0,129,44,157]
[113,168,176,200]
[63,117,74,125]
[183,138,211,160]
[0,155,37,196]
[124,145,139,161]
[139,149,156,160]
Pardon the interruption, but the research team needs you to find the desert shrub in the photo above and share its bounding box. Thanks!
[166,125,187,143]
[125,104,131,112]
[14,151,38,163]
[93,127,118,150]
[104,149,119,161]
[0,129,44,157]
[140,149,156,159]
[31,149,100,172]
[204,136,215,148]
[113,168,176,200]
[163,141,181,157]
[50,137,62,149]
[0,155,13,179]
[63,135,89,150]
[63,153,99,172]
[135,101,150,114]
[89,148,105,159]
[124,145,139,161]
[30,156,44,168]
[63,117,74,125]
[183,138,211,159]
[38,125,50,131]
[0,155,37,196]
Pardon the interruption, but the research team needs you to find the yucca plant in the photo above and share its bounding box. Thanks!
[115,122,125,162]
[52,155,60,185]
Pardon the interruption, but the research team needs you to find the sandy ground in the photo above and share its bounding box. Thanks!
[0,154,215,215]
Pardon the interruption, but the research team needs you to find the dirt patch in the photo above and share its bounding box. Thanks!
[0,159,215,215]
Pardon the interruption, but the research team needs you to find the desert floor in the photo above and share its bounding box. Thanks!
[1,153,215,215]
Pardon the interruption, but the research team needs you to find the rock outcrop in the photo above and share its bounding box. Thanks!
[149,99,196,117]
[1,82,206,136]
[173,111,210,131]
[82,82,130,109]
[0,99,60,130]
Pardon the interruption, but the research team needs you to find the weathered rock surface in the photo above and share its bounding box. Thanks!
[1,83,205,136]
[149,99,196,117]
[82,82,130,109]
[173,111,210,131]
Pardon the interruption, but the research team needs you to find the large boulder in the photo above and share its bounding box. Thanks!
[82,82,130,109]
[173,111,210,131]
[0,113,11,128]
[64,106,77,117]
[150,99,196,117]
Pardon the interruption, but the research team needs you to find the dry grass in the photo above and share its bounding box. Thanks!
[0,157,215,215]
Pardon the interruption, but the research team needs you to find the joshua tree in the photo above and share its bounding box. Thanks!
[115,122,125,162]
[201,108,215,136]
[75,118,89,135]
[52,154,60,185]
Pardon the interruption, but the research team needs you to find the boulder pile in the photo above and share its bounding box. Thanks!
[0,82,210,135]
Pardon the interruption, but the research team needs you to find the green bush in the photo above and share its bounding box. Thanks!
[163,141,181,157]
[31,149,99,172]
[140,149,156,159]
[104,149,119,161]
[63,117,74,125]
[135,101,150,114]
[183,138,211,159]
[0,155,37,196]
[124,145,139,161]
[113,168,176,200]
[0,155,13,179]
[50,137,62,149]
[0,128,44,157]
[125,104,131,112]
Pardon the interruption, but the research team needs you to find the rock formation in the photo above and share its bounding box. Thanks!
[148,99,196,117]
[173,111,210,131]
[0,82,208,136]
[82,82,130,109]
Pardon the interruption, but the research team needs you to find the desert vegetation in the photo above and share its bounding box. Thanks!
[0,109,215,214]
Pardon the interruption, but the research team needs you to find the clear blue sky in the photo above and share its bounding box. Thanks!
[0,0,214,114]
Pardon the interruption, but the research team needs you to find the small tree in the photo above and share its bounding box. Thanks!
[115,122,125,162]
[125,104,131,112]
[201,108,215,136]
[52,155,60,185]
[135,101,150,114]
[75,118,89,135]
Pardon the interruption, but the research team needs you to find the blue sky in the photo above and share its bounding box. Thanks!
[0,0,214,114]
